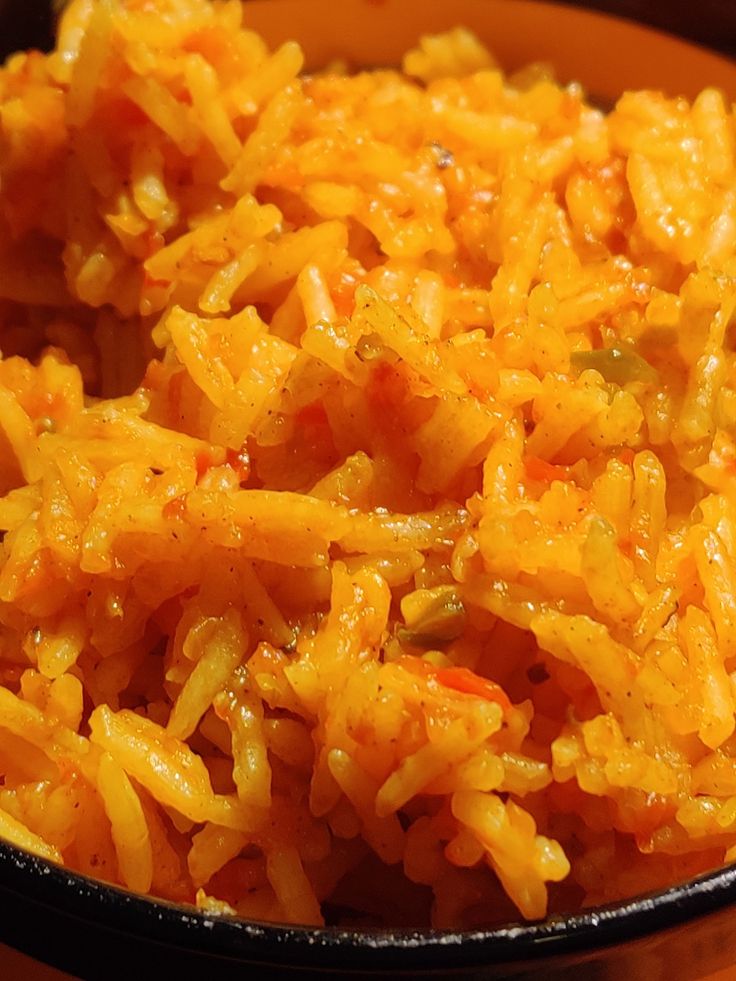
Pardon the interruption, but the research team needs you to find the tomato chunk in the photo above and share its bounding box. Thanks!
[435,666,512,712]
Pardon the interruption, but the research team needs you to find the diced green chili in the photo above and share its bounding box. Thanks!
[571,347,657,385]
[398,587,466,649]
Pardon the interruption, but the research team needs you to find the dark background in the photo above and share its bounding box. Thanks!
[0,0,54,57]
[566,0,735,55]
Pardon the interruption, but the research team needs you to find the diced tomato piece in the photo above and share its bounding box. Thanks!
[195,451,213,481]
[397,656,511,713]
[524,456,564,483]
[225,445,250,482]
[435,666,512,712]
[296,400,329,428]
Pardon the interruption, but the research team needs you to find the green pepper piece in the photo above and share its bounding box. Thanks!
[570,347,657,385]
[398,588,466,649]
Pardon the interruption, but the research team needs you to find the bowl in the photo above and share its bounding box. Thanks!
[5,838,736,980]
[0,2,735,978]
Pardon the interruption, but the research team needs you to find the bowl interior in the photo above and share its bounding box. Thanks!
[242,0,736,101]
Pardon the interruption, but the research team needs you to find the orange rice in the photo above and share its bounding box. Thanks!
[0,0,735,929]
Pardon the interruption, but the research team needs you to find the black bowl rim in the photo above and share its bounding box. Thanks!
[2,840,736,971]
[0,0,735,975]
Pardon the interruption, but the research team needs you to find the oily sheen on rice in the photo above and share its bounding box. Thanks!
[0,0,735,930]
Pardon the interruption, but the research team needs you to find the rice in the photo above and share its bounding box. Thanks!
[0,0,735,930]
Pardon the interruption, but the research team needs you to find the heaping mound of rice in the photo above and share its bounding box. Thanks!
[0,0,735,930]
